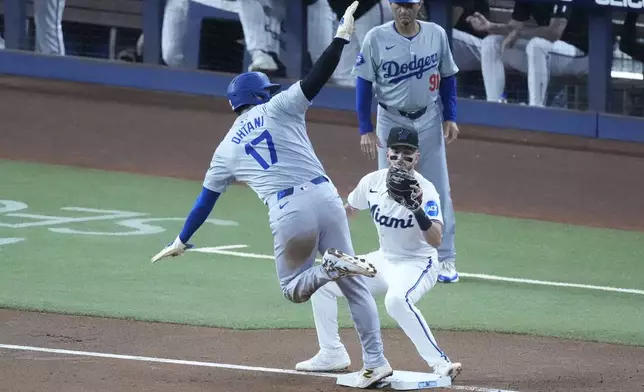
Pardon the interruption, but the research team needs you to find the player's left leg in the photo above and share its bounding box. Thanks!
[161,0,189,67]
[384,257,462,380]
[451,29,483,72]
[239,0,286,76]
[307,0,335,64]
[525,37,588,107]
[33,0,66,55]
[315,185,392,386]
[296,250,390,372]
[415,107,458,282]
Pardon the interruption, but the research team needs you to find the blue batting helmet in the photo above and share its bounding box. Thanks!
[226,71,281,111]
[389,0,421,3]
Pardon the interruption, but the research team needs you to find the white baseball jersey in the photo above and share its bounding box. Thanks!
[352,21,459,111]
[347,169,443,262]
[202,82,326,202]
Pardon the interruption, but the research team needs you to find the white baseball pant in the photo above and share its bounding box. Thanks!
[332,0,393,87]
[161,0,189,67]
[239,0,285,62]
[160,0,284,68]
[451,28,482,72]
[34,0,66,55]
[309,250,451,368]
[307,0,335,63]
[481,35,589,106]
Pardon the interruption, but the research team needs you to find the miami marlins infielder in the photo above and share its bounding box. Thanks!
[295,127,463,382]
[150,2,394,389]
[353,0,461,283]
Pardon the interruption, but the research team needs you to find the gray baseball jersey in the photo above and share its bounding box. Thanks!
[352,21,459,111]
[202,81,326,202]
[201,81,387,369]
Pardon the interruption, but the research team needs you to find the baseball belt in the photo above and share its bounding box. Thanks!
[379,102,427,120]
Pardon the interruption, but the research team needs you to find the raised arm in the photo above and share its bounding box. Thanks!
[300,1,359,101]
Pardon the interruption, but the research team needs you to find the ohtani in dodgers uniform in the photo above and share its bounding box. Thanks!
[150,3,394,388]
[296,127,463,382]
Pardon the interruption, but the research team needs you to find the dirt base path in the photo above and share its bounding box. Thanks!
[1,310,643,392]
[1,76,644,391]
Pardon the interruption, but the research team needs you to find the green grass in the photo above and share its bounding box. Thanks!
[1,160,643,346]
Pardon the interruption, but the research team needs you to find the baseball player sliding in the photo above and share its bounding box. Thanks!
[354,0,461,283]
[150,2,395,389]
[296,127,462,382]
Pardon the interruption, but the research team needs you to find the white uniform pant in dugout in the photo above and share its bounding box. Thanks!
[481,35,588,106]
[309,250,451,368]
[2,0,66,54]
[451,28,483,72]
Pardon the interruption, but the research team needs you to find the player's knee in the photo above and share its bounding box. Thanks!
[282,287,307,304]
[526,37,551,57]
[162,45,184,67]
[384,292,409,318]
[481,35,504,55]
[281,284,312,304]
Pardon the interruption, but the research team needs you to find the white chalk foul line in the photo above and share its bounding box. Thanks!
[0,344,336,378]
[0,344,518,392]
[191,245,644,296]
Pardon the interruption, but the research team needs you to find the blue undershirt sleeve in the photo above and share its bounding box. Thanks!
[179,187,220,243]
[439,75,457,122]
[356,77,374,135]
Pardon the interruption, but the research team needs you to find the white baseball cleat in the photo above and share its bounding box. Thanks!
[437,260,460,283]
[248,52,278,72]
[354,362,394,389]
[433,362,462,381]
[322,248,377,279]
[295,349,351,372]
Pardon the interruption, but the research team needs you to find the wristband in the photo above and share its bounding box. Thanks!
[413,208,432,231]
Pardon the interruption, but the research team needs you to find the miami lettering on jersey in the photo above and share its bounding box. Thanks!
[382,53,439,84]
[231,116,265,144]
[369,203,414,229]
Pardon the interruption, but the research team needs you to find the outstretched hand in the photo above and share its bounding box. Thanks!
[335,1,359,41]
[151,236,194,264]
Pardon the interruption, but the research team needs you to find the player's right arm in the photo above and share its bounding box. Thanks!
[150,151,234,263]
[344,173,373,220]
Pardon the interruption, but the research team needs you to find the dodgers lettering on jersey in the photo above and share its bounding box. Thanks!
[347,169,443,262]
[352,21,459,111]
[202,82,327,202]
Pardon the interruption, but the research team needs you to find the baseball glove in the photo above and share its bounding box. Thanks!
[386,166,422,211]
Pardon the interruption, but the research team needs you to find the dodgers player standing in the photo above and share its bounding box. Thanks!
[353,0,461,283]
[295,127,463,381]
[150,3,394,388]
